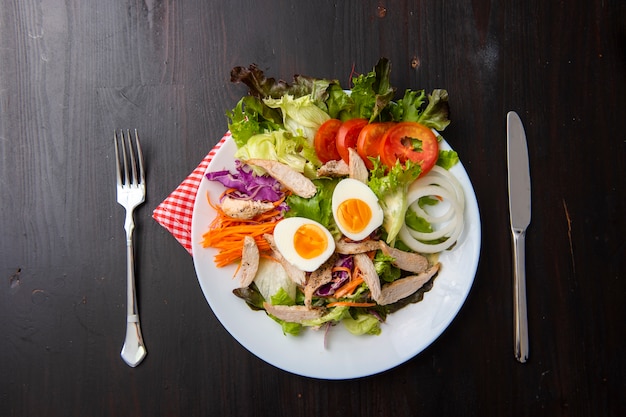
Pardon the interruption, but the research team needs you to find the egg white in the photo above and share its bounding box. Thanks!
[273,217,335,272]
[332,178,384,241]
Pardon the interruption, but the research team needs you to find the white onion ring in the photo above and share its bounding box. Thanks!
[399,166,465,253]
[407,185,457,224]
[411,166,465,213]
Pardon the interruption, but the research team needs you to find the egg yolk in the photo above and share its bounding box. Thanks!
[336,199,372,235]
[293,223,328,259]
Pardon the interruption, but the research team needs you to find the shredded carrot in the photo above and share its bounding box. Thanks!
[332,266,352,277]
[201,192,283,267]
[232,262,242,278]
[260,253,279,263]
[326,301,376,308]
[333,276,364,299]
[220,188,238,199]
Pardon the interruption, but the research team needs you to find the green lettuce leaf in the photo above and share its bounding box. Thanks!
[234,130,321,178]
[389,89,427,121]
[279,321,302,336]
[227,96,283,147]
[263,94,331,144]
[267,316,302,336]
[404,209,433,233]
[301,305,351,327]
[437,149,459,169]
[368,159,422,243]
[342,313,381,336]
[270,287,296,306]
[389,88,451,131]
[285,178,340,237]
[324,84,353,119]
[373,251,401,283]
[347,57,395,122]
[415,89,451,131]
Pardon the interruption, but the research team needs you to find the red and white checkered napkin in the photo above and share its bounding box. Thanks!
[152,133,230,256]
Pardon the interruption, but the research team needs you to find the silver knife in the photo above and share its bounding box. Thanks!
[507,111,531,363]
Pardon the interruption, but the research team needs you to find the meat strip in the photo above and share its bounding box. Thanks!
[348,148,369,184]
[239,235,260,288]
[220,196,274,220]
[263,303,326,323]
[246,159,317,198]
[317,159,349,177]
[303,254,337,308]
[377,263,440,305]
[335,238,380,254]
[353,252,382,302]
[378,241,429,274]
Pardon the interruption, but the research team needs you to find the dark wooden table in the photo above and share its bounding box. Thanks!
[1,1,625,416]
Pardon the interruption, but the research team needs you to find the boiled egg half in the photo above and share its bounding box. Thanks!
[273,217,335,272]
[332,178,384,241]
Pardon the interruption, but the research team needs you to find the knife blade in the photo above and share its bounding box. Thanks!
[507,111,531,363]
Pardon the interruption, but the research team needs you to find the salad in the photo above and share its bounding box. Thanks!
[200,58,465,338]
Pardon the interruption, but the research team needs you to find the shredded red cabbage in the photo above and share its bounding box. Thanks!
[316,255,354,296]
[205,160,284,202]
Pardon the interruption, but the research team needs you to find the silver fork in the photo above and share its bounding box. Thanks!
[114,129,147,367]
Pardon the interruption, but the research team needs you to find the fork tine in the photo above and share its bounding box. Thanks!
[120,130,131,186]
[133,129,145,185]
[114,131,123,185]
[124,129,138,186]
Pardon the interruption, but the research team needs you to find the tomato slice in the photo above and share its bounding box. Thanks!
[335,118,368,163]
[379,122,439,176]
[356,122,394,169]
[314,119,342,163]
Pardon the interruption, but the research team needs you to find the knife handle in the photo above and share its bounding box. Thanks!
[512,228,529,363]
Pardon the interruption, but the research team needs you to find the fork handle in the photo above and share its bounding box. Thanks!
[120,213,147,367]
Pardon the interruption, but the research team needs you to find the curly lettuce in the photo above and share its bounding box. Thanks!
[263,94,331,144]
[390,88,451,131]
[227,96,283,147]
[234,130,321,178]
[368,159,422,244]
[285,178,340,237]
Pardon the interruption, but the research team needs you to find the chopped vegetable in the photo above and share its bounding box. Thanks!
[326,301,376,308]
[205,160,284,202]
[255,259,297,305]
[333,276,364,299]
[437,149,460,170]
[201,193,283,267]
[263,94,331,144]
[378,121,439,176]
[368,159,422,244]
[390,88,451,130]
[284,177,340,237]
[226,96,282,147]
[314,119,343,163]
[234,129,321,178]
[345,57,395,122]
[341,313,382,335]
[398,166,465,253]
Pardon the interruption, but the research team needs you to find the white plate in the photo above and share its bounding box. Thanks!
[191,135,481,380]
